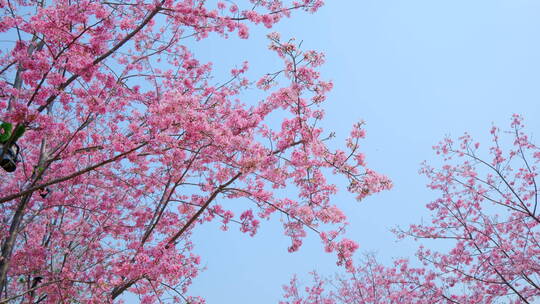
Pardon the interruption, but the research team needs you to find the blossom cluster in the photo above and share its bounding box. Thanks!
[0,0,392,302]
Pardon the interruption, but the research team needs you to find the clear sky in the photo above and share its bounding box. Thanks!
[183,1,540,303]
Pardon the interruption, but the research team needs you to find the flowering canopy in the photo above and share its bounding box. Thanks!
[0,0,391,302]
[281,115,540,304]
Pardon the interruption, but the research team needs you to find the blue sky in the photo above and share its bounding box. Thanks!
[184,1,540,303]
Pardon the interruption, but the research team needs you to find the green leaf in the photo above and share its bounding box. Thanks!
[0,122,12,143]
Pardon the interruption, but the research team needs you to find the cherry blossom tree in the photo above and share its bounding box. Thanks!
[0,0,392,302]
[280,256,446,304]
[281,115,540,304]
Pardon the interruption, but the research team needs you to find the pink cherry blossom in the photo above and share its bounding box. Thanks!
[283,115,540,304]
[0,0,390,302]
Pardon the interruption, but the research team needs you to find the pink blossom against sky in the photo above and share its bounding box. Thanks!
[5,0,535,302]
[181,1,540,303]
